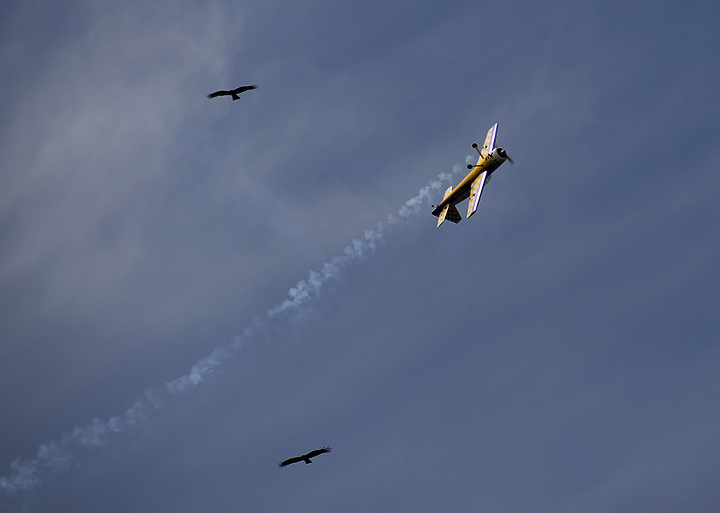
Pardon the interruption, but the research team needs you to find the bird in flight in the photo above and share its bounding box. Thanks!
[207,84,258,101]
[278,447,332,468]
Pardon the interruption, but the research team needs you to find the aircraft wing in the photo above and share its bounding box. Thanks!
[480,123,498,158]
[466,170,488,219]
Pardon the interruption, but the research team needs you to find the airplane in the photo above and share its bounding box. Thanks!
[431,123,513,227]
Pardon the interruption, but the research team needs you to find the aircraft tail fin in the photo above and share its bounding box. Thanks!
[437,204,462,227]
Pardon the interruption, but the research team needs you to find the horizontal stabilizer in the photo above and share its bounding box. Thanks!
[431,186,454,218]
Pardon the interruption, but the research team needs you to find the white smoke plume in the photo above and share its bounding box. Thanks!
[1,165,463,496]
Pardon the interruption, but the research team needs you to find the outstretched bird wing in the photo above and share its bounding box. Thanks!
[278,456,303,468]
[304,447,331,459]
[231,84,258,94]
[207,90,230,99]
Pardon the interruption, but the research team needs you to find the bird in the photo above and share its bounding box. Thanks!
[207,84,258,101]
[278,447,332,468]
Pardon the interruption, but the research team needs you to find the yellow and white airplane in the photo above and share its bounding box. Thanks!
[431,123,513,227]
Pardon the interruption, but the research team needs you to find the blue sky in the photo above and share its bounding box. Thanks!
[2,0,719,512]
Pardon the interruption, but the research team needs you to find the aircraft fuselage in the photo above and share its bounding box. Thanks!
[431,148,508,217]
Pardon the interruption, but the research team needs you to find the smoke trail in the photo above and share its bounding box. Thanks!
[1,165,464,496]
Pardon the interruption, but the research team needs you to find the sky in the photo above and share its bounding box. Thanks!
[1,0,719,511]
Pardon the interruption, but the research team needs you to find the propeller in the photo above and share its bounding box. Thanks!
[497,148,514,165]
[467,148,514,167]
